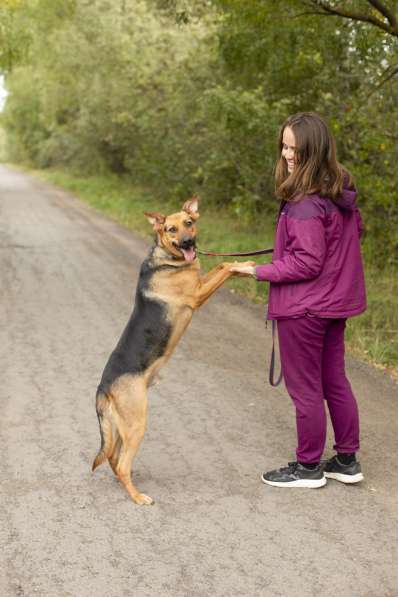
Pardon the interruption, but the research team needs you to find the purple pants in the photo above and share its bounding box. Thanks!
[277,315,360,464]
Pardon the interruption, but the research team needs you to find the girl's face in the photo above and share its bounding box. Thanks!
[281,126,297,173]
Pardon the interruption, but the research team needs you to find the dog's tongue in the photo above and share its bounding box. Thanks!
[181,247,196,262]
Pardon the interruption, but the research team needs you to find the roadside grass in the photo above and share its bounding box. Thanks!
[345,275,398,374]
[0,127,7,161]
[31,168,398,378]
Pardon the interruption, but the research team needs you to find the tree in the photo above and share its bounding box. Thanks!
[1,0,397,264]
[299,1,398,38]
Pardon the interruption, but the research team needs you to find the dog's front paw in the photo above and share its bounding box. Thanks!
[220,261,236,270]
[134,493,154,506]
[229,260,256,276]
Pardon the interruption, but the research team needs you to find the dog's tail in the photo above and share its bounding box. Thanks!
[92,391,114,472]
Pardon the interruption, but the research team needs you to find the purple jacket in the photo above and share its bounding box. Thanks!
[255,188,367,320]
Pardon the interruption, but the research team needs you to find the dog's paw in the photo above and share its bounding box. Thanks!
[134,493,154,506]
[148,374,162,388]
[219,261,235,270]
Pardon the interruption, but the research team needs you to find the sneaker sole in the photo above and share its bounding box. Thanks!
[324,472,364,484]
[261,475,327,488]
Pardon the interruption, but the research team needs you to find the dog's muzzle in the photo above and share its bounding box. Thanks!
[178,236,196,262]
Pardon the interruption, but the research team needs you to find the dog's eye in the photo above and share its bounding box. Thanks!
[185,221,193,227]
[168,226,177,234]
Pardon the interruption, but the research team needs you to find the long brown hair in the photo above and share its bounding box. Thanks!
[275,112,353,202]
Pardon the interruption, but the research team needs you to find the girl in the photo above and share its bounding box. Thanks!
[231,112,366,488]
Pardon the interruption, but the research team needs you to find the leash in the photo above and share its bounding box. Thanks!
[198,245,282,387]
[268,320,283,387]
[197,247,274,257]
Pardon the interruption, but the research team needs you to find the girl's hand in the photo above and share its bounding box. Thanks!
[229,261,257,277]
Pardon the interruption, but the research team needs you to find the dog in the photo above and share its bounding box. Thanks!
[92,196,254,504]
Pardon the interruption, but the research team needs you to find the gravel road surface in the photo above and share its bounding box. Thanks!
[1,165,397,597]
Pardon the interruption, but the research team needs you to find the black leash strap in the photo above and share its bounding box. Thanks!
[269,320,283,387]
[197,247,274,257]
[198,245,281,386]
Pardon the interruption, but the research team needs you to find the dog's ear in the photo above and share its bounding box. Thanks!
[182,195,200,220]
[144,211,166,231]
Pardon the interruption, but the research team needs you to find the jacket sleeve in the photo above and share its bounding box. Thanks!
[355,208,364,239]
[255,214,326,283]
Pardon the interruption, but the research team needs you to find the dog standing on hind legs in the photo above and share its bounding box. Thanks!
[92,196,254,505]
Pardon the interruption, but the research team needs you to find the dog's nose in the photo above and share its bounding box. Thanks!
[181,236,195,249]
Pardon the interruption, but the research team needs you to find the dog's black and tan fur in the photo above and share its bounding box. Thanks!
[92,197,253,504]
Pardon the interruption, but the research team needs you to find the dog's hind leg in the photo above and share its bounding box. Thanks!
[111,376,153,505]
[92,392,115,471]
[108,432,122,476]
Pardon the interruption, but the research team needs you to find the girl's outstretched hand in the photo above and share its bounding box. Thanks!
[229,261,256,277]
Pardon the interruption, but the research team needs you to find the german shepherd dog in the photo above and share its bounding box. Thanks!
[92,197,253,505]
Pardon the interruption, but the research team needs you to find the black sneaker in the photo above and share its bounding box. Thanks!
[261,461,327,488]
[323,456,364,484]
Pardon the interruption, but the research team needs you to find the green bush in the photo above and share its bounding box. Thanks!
[1,0,397,266]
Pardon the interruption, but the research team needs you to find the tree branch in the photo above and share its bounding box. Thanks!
[301,1,398,37]
[365,63,398,99]
[367,0,398,30]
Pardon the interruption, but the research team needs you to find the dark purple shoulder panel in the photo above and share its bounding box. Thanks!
[286,195,338,220]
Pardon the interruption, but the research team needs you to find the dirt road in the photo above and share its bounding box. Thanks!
[1,165,397,597]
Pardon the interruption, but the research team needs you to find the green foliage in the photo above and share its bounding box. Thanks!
[1,0,398,269]
[346,267,398,368]
[0,125,7,160]
[199,85,284,216]
[0,0,29,71]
